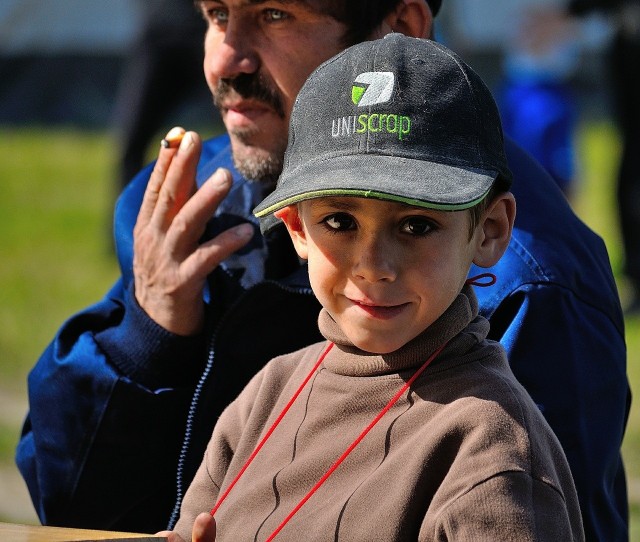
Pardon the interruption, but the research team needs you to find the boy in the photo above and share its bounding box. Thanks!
[165,34,584,541]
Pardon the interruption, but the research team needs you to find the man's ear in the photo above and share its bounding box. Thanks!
[274,206,309,260]
[473,193,516,268]
[381,0,433,39]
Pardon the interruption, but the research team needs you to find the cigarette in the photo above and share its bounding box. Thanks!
[161,127,186,149]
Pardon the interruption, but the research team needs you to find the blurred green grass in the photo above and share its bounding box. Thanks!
[0,128,120,383]
[0,124,637,536]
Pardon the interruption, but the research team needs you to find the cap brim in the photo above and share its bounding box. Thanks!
[255,154,498,228]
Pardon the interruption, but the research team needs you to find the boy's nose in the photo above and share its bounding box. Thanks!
[353,236,398,283]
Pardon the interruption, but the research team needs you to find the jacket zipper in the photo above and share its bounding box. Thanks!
[166,278,313,529]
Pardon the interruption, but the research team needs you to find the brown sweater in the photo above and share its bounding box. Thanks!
[175,286,584,541]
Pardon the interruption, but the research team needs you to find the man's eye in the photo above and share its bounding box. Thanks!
[265,9,288,21]
[323,213,355,231]
[203,8,228,23]
[400,217,434,235]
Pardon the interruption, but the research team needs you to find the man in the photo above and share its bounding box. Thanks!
[16,1,629,540]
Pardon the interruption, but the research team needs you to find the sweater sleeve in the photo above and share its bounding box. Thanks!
[428,472,583,541]
[488,282,628,541]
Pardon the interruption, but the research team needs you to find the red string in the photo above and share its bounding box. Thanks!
[466,272,497,287]
[210,340,448,540]
[210,343,334,517]
[264,341,447,541]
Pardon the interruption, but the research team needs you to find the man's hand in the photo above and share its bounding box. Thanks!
[156,512,217,542]
[133,128,254,335]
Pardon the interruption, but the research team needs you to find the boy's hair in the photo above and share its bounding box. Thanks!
[467,182,507,239]
[254,35,512,232]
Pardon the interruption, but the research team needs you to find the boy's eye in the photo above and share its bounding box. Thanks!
[400,216,434,235]
[323,213,355,231]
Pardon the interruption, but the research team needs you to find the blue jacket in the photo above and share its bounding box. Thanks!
[16,135,629,541]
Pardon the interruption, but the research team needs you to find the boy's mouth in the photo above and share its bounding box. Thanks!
[351,299,409,320]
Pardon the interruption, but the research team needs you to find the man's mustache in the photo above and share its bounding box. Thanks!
[213,73,285,119]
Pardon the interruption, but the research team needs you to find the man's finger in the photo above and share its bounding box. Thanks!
[151,131,201,231]
[182,222,255,283]
[138,127,186,227]
[164,168,235,253]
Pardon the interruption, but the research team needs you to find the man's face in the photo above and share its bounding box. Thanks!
[198,0,350,183]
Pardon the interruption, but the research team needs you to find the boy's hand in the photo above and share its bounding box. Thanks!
[133,128,254,336]
[156,512,217,542]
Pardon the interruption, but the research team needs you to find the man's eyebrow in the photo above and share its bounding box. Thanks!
[247,0,306,4]
[194,0,324,18]
[194,0,305,5]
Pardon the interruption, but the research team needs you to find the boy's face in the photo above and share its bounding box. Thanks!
[277,197,484,354]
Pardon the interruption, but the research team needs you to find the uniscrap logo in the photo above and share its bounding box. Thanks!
[332,71,411,140]
[351,71,394,106]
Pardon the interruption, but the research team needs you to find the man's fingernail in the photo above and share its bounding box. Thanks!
[213,168,231,185]
[179,132,194,152]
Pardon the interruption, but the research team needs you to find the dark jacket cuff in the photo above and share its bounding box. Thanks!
[95,284,206,389]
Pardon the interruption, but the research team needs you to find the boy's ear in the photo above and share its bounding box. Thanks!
[274,206,309,260]
[378,0,433,39]
[473,193,516,268]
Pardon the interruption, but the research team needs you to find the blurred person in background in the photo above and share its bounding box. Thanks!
[15,1,629,540]
[502,0,640,311]
[569,0,640,313]
[496,0,581,198]
[112,0,210,193]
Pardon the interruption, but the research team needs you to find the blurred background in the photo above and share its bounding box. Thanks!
[0,0,638,538]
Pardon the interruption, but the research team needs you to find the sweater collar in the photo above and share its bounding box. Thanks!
[318,285,487,377]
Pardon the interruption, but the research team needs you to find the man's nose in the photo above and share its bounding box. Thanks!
[206,20,259,79]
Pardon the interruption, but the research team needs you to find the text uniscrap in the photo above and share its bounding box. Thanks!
[331,113,411,141]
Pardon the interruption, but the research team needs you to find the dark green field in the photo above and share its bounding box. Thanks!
[0,125,637,537]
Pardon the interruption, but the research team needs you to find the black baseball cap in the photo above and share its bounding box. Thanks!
[254,34,511,229]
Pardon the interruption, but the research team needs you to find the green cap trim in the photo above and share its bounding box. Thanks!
[254,188,489,218]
